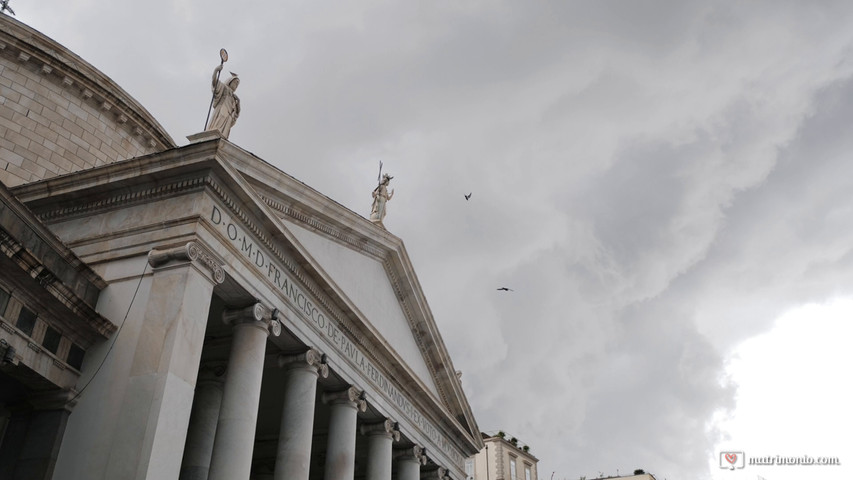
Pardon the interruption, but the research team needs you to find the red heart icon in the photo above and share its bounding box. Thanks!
[725,453,738,464]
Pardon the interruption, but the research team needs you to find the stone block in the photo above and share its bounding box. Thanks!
[74,115,96,135]
[67,102,87,121]
[0,84,22,103]
[23,108,48,128]
[5,162,32,182]
[0,146,24,166]
[0,168,22,187]
[36,156,59,175]
[38,107,63,126]
[17,95,44,115]
[81,129,101,150]
[5,131,29,152]
[24,77,52,98]
[35,124,59,144]
[0,103,16,122]
[14,144,39,163]
[2,67,27,86]
[46,90,70,111]
[9,80,35,100]
[21,158,47,178]
[11,111,37,131]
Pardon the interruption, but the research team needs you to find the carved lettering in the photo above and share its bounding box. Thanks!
[208,205,463,465]
[211,206,222,225]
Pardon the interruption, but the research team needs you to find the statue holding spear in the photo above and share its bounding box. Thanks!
[369,161,394,227]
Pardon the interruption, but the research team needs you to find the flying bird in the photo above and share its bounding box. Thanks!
[496,287,514,292]
[464,193,472,201]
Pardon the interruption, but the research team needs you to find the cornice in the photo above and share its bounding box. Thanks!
[0,228,115,339]
[35,176,209,222]
[260,194,388,261]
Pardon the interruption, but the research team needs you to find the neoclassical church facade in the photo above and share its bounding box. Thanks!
[0,14,482,480]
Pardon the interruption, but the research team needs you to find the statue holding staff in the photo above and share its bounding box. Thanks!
[370,171,395,227]
[205,49,240,139]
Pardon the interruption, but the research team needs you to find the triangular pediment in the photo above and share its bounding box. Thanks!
[218,143,480,443]
[280,217,442,398]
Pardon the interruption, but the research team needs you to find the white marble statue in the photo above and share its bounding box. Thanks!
[208,64,240,138]
[369,173,394,226]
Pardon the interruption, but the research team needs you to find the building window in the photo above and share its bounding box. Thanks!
[67,344,85,370]
[42,325,61,354]
[510,457,517,480]
[525,466,532,480]
[465,458,474,480]
[0,287,9,317]
[16,306,37,337]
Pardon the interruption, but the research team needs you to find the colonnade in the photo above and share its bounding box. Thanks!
[177,301,453,480]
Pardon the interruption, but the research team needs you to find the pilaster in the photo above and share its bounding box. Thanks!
[55,242,223,480]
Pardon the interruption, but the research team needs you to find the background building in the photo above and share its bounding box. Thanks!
[467,432,539,480]
[0,13,482,480]
[586,472,656,480]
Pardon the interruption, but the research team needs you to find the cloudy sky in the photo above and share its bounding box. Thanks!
[17,2,853,479]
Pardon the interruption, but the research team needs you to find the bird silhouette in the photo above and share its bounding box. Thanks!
[464,193,472,201]
[496,287,513,292]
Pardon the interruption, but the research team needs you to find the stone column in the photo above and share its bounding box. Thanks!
[179,363,226,480]
[395,446,426,480]
[274,348,328,480]
[322,386,367,480]
[207,303,276,480]
[362,419,400,480]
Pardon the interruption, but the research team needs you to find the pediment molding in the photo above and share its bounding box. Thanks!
[260,194,388,261]
[254,185,455,413]
[249,174,476,438]
[34,176,210,223]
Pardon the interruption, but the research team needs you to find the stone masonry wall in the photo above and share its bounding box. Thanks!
[0,16,175,187]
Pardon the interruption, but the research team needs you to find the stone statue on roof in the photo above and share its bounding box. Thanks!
[207,64,240,139]
[369,173,394,227]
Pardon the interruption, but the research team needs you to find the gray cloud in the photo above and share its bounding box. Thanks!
[17,1,853,479]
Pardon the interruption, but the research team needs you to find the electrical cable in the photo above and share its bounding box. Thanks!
[69,260,148,404]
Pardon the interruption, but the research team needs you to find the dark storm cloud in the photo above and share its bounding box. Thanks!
[17,2,853,479]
